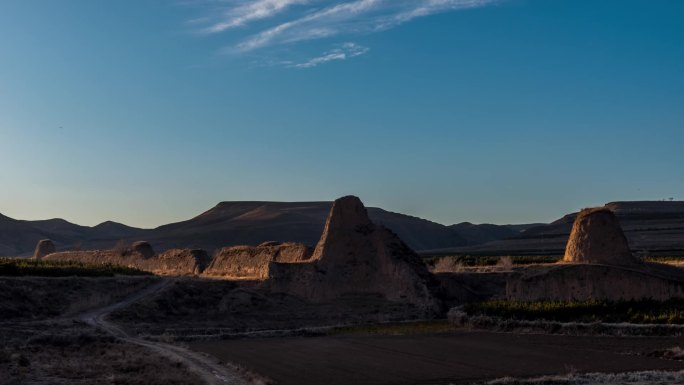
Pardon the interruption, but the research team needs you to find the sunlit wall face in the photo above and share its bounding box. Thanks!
[0,0,682,227]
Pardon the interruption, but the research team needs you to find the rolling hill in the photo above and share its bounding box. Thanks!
[0,201,528,256]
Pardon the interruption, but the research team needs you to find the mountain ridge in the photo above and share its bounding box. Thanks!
[1,200,529,256]
[6,200,683,257]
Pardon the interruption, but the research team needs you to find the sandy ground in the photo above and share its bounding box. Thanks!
[190,331,684,385]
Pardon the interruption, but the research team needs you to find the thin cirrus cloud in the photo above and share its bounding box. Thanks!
[193,0,501,67]
[200,0,310,34]
[289,42,369,68]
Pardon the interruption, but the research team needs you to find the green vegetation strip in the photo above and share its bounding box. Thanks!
[466,299,684,324]
[0,257,151,277]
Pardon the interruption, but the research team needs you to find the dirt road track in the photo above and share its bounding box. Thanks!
[78,278,248,385]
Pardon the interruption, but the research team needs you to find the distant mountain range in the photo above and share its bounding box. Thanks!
[0,201,531,256]
[427,201,684,257]
[6,200,681,257]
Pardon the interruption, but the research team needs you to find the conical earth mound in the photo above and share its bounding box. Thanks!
[269,196,439,312]
[562,207,639,266]
[33,239,56,260]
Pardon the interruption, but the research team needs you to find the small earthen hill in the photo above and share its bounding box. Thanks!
[268,196,440,312]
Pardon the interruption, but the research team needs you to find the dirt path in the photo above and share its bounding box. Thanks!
[78,278,248,385]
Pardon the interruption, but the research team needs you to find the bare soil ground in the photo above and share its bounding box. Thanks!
[0,276,157,320]
[0,323,203,385]
[78,279,250,385]
[189,331,684,385]
[4,276,684,385]
[110,279,429,339]
[0,277,246,385]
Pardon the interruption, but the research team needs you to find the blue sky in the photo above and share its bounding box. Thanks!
[0,0,682,228]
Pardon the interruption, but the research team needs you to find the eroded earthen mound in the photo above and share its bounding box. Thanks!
[501,208,684,301]
[204,242,312,279]
[436,207,684,303]
[268,196,439,312]
[151,249,211,275]
[44,250,136,266]
[562,207,639,266]
[33,239,56,260]
[132,241,155,259]
[43,242,209,276]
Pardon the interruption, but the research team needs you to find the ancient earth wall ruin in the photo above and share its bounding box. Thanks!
[503,207,684,301]
[562,208,639,266]
[43,242,209,276]
[203,242,312,279]
[268,196,440,312]
[44,249,145,267]
[506,264,684,301]
[149,249,212,276]
[32,239,56,260]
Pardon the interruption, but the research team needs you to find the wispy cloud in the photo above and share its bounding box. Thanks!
[290,42,369,68]
[234,0,499,51]
[201,0,309,34]
[190,0,501,67]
